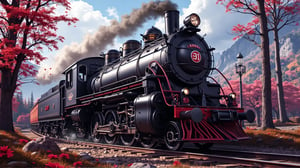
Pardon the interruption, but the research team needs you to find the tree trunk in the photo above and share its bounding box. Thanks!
[257,0,274,129]
[273,29,289,123]
[255,108,261,127]
[0,69,15,132]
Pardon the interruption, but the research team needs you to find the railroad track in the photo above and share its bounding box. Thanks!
[200,148,300,164]
[27,129,300,167]
[185,147,300,167]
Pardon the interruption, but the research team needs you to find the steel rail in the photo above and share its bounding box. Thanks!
[30,130,300,167]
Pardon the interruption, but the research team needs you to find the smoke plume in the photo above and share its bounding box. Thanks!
[37,0,177,84]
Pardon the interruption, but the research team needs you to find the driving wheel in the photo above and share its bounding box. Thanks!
[90,113,103,143]
[140,134,157,148]
[164,121,183,151]
[120,134,136,146]
[103,110,118,144]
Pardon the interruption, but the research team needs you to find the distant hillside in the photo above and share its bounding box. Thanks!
[215,27,300,86]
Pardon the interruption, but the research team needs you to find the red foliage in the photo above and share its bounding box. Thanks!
[0,0,78,77]
[217,0,300,40]
[48,154,58,159]
[173,160,182,166]
[59,153,70,160]
[18,138,29,144]
[0,146,14,158]
[281,81,300,115]
[0,0,78,132]
[223,79,300,116]
[73,161,83,167]
[45,162,64,168]
[16,113,29,124]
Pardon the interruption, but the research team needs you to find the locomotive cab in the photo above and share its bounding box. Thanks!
[63,57,105,107]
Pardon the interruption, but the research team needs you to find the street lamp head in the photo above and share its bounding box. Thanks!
[236,52,244,66]
[236,52,243,59]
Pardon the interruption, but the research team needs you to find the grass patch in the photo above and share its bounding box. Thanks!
[0,129,188,168]
[238,127,300,150]
[0,129,118,167]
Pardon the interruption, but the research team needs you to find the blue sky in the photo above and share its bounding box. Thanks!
[20,0,251,101]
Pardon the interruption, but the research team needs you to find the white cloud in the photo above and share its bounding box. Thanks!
[60,0,110,35]
[154,18,165,33]
[200,19,212,35]
[152,0,252,53]
[182,0,252,52]
[182,0,207,15]
[38,0,113,79]
[107,7,119,20]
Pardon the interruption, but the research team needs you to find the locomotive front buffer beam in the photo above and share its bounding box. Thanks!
[179,108,203,123]
[175,107,255,123]
[211,109,255,123]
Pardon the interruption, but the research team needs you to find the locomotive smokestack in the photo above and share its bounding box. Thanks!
[164,10,179,35]
[37,1,177,84]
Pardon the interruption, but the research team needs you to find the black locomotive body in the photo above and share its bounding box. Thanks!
[30,10,255,150]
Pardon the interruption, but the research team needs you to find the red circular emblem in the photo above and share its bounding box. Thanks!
[191,50,201,63]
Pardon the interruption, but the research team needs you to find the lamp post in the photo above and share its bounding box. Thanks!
[235,53,246,108]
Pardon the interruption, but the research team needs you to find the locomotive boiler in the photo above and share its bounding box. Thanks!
[30,10,255,151]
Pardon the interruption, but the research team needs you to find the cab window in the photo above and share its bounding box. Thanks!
[66,69,73,89]
[78,65,87,82]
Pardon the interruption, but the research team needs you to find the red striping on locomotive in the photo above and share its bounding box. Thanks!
[113,89,120,93]
[79,83,142,102]
[181,120,248,142]
[95,91,112,97]
[120,86,129,90]
[129,82,143,88]
[65,102,91,110]
[79,96,94,101]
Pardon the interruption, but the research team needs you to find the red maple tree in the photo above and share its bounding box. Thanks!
[223,79,300,126]
[226,0,300,123]
[217,0,274,129]
[16,113,29,124]
[0,0,77,132]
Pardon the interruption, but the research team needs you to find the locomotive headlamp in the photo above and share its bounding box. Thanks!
[184,13,201,27]
[229,93,236,99]
[181,88,190,96]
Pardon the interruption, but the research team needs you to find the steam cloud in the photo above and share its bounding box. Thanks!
[37,0,177,84]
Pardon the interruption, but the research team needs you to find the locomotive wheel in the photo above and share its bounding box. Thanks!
[90,113,103,143]
[120,134,136,146]
[164,121,183,151]
[104,110,118,144]
[76,129,86,139]
[194,143,213,150]
[140,135,157,148]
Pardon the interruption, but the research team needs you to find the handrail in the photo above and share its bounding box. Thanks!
[147,61,177,107]
[212,68,234,93]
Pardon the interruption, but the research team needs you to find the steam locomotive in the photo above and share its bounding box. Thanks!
[30,10,255,150]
